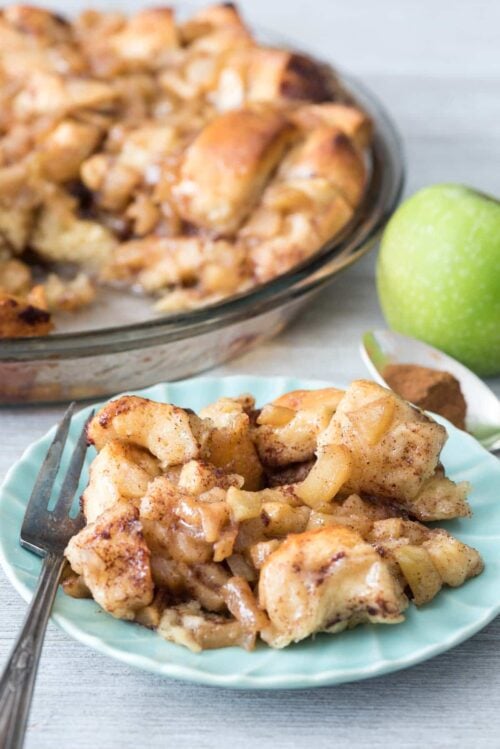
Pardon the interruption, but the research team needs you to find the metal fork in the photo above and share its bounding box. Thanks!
[0,403,93,749]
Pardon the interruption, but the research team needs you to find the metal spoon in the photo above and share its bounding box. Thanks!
[361,330,500,454]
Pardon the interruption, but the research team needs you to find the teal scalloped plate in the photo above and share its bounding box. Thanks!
[1,375,499,689]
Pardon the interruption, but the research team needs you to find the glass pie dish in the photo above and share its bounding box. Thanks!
[0,61,404,404]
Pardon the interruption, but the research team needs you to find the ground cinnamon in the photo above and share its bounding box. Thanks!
[382,363,467,430]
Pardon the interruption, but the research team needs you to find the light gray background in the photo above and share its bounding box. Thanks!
[1,1,500,747]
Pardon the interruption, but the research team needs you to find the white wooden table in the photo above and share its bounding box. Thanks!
[1,1,500,746]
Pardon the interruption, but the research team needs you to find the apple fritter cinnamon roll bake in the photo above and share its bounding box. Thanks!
[63,380,483,652]
[0,3,372,338]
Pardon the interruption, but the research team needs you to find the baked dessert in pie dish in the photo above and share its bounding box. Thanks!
[0,2,373,338]
[62,380,483,652]
[0,4,403,403]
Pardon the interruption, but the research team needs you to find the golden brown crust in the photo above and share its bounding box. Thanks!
[3,5,72,40]
[74,8,178,77]
[180,3,248,43]
[248,48,337,104]
[290,103,373,149]
[65,503,154,619]
[39,119,102,182]
[273,387,345,411]
[0,292,52,337]
[258,526,407,647]
[108,9,179,70]
[173,106,295,233]
[87,395,211,468]
[279,126,367,207]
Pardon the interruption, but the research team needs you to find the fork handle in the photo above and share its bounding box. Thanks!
[0,551,65,749]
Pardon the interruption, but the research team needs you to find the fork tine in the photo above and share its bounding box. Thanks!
[51,410,94,520]
[20,402,76,533]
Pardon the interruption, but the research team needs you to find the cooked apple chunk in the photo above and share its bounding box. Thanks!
[423,530,484,587]
[200,396,264,490]
[253,388,343,467]
[307,493,397,537]
[295,444,352,509]
[31,194,117,270]
[158,601,254,653]
[320,380,471,521]
[140,476,234,567]
[392,545,443,606]
[405,469,471,522]
[0,203,34,255]
[369,518,483,605]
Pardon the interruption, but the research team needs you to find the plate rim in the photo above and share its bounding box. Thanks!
[1,374,499,690]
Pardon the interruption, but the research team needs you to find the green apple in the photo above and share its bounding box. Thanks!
[377,183,500,376]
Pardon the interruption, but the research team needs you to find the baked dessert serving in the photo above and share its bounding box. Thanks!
[63,380,483,651]
[0,3,372,338]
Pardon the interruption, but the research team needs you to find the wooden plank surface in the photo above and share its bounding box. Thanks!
[1,1,499,747]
